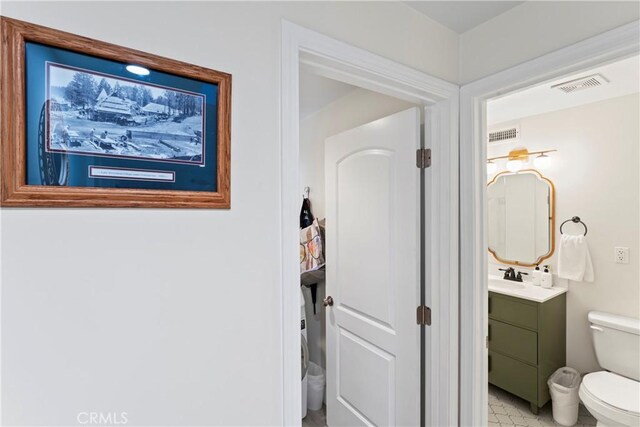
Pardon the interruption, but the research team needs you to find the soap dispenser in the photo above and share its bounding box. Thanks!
[541,265,553,288]
[532,264,542,286]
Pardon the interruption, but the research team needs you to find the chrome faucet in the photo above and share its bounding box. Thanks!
[499,267,528,282]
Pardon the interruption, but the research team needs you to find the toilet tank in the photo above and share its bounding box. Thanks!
[589,311,640,381]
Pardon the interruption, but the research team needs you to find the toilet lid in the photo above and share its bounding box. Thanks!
[582,372,640,414]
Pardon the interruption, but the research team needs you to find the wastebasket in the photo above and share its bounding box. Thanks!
[307,362,325,411]
[548,367,581,426]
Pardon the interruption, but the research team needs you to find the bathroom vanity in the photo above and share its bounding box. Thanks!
[487,165,567,413]
[488,277,567,414]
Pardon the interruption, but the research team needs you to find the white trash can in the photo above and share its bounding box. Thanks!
[307,362,325,411]
[548,367,581,426]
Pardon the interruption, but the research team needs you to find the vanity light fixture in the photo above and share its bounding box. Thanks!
[488,148,557,173]
[506,159,524,172]
[534,153,552,169]
[486,160,497,175]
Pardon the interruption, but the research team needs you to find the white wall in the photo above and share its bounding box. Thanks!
[299,87,415,370]
[487,94,640,374]
[0,2,458,425]
[460,1,640,83]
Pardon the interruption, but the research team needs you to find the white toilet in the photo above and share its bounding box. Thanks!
[579,311,640,426]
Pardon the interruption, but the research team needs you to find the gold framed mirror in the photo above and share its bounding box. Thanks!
[487,169,555,267]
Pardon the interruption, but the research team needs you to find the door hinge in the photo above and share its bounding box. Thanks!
[416,305,431,326]
[416,148,431,169]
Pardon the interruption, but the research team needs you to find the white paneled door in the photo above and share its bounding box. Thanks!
[324,108,421,426]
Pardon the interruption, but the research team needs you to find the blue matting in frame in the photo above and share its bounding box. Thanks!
[25,42,219,192]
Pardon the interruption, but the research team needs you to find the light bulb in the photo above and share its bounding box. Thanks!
[506,159,523,172]
[486,161,497,175]
[534,153,551,170]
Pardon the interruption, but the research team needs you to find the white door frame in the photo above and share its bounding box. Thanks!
[281,21,459,426]
[459,21,640,427]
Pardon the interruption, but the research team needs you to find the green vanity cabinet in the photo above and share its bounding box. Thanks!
[488,291,566,414]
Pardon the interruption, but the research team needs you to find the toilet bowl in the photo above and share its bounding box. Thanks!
[579,311,640,427]
[579,371,639,426]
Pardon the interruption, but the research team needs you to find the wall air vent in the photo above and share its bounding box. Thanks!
[488,126,519,144]
[551,73,609,93]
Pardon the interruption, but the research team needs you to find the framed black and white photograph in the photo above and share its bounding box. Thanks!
[1,17,231,208]
[47,63,206,166]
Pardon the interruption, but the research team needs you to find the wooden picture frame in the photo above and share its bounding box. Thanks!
[0,17,231,208]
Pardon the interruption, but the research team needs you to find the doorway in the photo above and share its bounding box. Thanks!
[300,90,422,425]
[281,21,459,426]
[459,21,640,427]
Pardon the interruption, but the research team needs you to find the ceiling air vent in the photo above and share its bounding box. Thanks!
[551,73,609,93]
[488,126,519,144]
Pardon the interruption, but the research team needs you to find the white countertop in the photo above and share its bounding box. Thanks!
[488,275,567,303]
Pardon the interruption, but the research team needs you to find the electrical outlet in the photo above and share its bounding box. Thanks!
[614,247,629,264]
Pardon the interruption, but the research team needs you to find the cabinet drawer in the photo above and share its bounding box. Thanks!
[489,292,538,330]
[489,319,537,365]
[489,351,538,404]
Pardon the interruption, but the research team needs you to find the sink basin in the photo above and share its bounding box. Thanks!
[487,275,567,302]
[488,277,525,290]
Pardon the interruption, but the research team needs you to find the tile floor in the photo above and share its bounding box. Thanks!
[302,406,327,427]
[489,384,596,427]
[300,386,597,427]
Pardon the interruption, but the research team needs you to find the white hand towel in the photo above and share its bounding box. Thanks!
[558,235,594,282]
